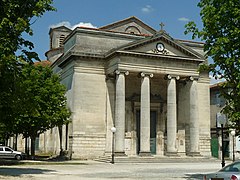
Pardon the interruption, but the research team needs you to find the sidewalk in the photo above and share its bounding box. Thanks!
[0,155,233,166]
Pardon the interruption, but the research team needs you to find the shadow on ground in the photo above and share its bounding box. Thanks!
[185,173,204,180]
[0,167,55,177]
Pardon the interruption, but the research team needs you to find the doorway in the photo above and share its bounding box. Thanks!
[136,110,157,154]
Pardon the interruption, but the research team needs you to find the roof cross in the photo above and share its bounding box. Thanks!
[160,22,165,31]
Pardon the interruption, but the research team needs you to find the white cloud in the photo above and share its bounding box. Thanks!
[49,21,71,29]
[141,5,154,13]
[49,21,97,30]
[178,17,190,22]
[209,74,226,85]
[71,22,97,29]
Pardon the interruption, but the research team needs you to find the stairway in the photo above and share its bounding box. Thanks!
[95,155,220,164]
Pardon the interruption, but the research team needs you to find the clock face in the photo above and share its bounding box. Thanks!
[156,43,165,52]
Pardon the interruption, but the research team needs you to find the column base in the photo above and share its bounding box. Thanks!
[115,152,127,157]
[187,152,201,157]
[139,152,152,157]
[165,152,179,157]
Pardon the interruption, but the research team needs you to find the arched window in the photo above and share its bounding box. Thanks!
[125,26,141,34]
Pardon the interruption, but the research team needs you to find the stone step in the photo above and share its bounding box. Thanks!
[94,155,112,163]
[114,156,221,163]
[94,155,221,164]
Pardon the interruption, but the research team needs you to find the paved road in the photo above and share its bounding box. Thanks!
[0,160,228,180]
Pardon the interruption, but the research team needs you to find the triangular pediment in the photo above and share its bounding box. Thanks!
[99,16,156,35]
[118,32,204,59]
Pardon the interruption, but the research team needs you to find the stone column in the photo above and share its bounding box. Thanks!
[189,78,200,155]
[166,75,178,155]
[140,72,153,156]
[115,70,129,155]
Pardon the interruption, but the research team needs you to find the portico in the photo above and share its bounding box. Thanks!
[112,66,201,157]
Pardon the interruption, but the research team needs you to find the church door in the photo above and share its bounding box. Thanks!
[136,110,157,154]
[150,111,157,154]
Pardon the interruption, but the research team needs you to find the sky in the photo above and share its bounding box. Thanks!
[27,0,222,84]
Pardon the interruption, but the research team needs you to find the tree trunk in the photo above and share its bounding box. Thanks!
[58,125,63,156]
[30,136,36,158]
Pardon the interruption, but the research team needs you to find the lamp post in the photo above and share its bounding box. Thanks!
[218,114,226,168]
[110,127,116,164]
[221,123,225,168]
[231,129,236,162]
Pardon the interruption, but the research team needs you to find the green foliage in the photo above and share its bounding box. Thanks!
[185,0,240,130]
[0,56,21,137]
[14,64,71,139]
[0,0,55,60]
[0,1,70,156]
[0,0,55,143]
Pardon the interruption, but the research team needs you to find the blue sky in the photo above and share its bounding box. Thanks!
[27,1,222,84]
[29,0,202,60]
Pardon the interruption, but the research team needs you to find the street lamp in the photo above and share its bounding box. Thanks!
[231,129,236,162]
[218,114,226,168]
[110,127,116,164]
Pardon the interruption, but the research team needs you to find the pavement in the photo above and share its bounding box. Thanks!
[0,158,233,180]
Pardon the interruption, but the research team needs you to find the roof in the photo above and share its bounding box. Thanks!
[49,26,72,35]
[210,81,226,89]
[76,26,152,37]
[114,31,205,60]
[34,60,52,66]
[99,16,156,34]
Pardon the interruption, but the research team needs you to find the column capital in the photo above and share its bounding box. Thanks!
[188,76,199,81]
[115,70,129,76]
[165,74,180,80]
[140,72,154,78]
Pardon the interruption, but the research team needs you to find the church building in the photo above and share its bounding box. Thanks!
[45,16,211,159]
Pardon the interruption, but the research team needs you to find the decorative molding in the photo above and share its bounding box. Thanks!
[140,72,154,78]
[165,74,180,80]
[115,70,129,76]
[178,76,200,85]
[126,93,165,113]
[74,66,105,74]
[151,48,169,55]
[187,76,199,81]
[189,76,194,81]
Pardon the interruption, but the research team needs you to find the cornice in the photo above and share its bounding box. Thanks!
[114,50,205,63]
[63,26,146,45]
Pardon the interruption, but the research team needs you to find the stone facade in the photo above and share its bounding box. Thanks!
[210,83,239,161]
[42,16,211,159]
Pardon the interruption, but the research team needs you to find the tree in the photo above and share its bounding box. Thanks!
[11,64,71,157]
[0,0,55,139]
[185,0,240,130]
[0,0,55,146]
